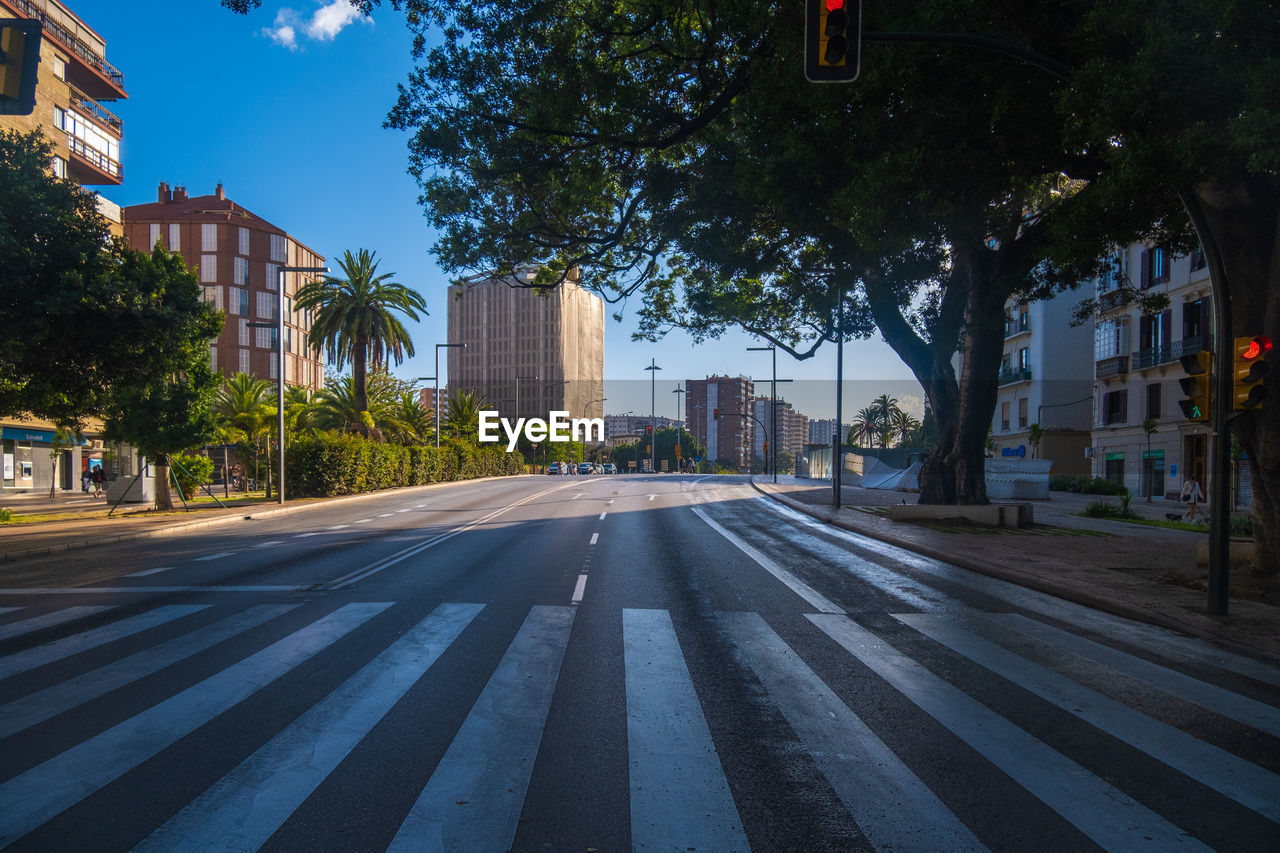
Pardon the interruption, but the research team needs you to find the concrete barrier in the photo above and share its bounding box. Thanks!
[888,503,1034,528]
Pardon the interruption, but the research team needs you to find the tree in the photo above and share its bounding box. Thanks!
[384,392,434,445]
[215,373,276,493]
[1142,418,1160,503]
[850,409,878,449]
[313,370,408,438]
[444,389,489,443]
[101,249,224,510]
[891,410,923,448]
[294,249,426,436]
[47,427,79,499]
[1027,423,1044,460]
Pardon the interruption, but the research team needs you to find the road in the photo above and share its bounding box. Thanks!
[1,474,1277,851]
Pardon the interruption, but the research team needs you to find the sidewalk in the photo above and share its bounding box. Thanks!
[751,475,1280,661]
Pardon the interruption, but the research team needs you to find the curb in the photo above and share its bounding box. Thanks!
[0,475,528,564]
[748,479,1280,665]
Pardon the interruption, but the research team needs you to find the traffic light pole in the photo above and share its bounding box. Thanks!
[1181,191,1232,615]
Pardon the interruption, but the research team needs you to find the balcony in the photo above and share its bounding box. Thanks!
[5,0,126,99]
[68,85,122,134]
[1098,290,1129,313]
[1171,334,1212,360]
[1095,355,1129,379]
[997,367,1032,386]
[1131,344,1176,371]
[1003,315,1031,338]
[66,134,122,184]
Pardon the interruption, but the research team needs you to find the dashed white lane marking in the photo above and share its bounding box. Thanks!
[590,533,599,545]
[599,512,607,521]
[376,513,394,518]
[353,519,372,524]
[294,533,321,538]
[195,552,234,562]
[572,493,585,499]
[126,567,175,578]
[648,495,656,502]
[328,524,350,530]
[254,540,285,549]
[414,504,426,508]
[396,508,410,513]
[571,574,588,604]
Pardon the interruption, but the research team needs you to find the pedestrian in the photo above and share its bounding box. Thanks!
[81,467,92,494]
[1180,475,1203,522]
[92,466,105,498]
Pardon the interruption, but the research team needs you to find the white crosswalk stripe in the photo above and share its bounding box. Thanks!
[0,595,1274,851]
[0,605,115,641]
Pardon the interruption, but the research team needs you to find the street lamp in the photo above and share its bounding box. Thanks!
[748,345,779,483]
[584,397,606,417]
[434,343,465,448]
[273,264,328,504]
[644,358,661,473]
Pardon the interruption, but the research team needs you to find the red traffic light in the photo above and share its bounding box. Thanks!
[1242,336,1273,360]
[826,0,844,10]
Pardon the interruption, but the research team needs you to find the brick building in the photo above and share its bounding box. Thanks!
[685,375,754,471]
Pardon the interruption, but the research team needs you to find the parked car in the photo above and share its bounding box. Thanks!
[547,462,562,474]
[578,462,595,475]
[603,463,617,474]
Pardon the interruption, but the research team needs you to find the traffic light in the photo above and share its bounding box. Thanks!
[645,424,653,435]
[804,0,861,83]
[712,408,720,420]
[0,19,41,116]
[1178,350,1211,421]
[1233,335,1273,410]
[763,441,768,454]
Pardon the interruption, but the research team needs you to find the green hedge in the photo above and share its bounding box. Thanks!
[1049,474,1129,496]
[285,433,525,498]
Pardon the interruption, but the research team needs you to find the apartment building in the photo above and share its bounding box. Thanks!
[751,397,809,462]
[989,293,1094,475]
[2,0,129,492]
[447,268,605,429]
[685,376,754,470]
[122,183,327,391]
[604,414,676,441]
[1091,243,1213,498]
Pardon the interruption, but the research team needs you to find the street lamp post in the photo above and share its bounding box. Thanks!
[434,343,465,448]
[672,385,686,473]
[274,264,328,504]
[644,358,661,473]
[748,346,778,483]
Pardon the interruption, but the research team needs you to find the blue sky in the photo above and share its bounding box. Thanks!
[75,0,921,420]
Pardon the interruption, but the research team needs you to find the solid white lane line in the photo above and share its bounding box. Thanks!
[809,614,1211,852]
[388,606,574,852]
[571,574,588,604]
[992,613,1280,738]
[195,552,235,562]
[623,609,748,852]
[691,507,843,614]
[0,586,307,595]
[0,606,115,642]
[590,533,599,545]
[0,605,210,680]
[137,603,484,853]
[0,605,298,740]
[125,567,175,578]
[723,612,983,851]
[896,613,1280,822]
[0,602,391,847]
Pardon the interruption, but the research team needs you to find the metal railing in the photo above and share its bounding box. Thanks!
[1131,344,1175,370]
[1003,315,1030,337]
[66,133,121,179]
[1095,355,1129,379]
[1098,290,1129,312]
[7,0,125,90]
[68,85,122,133]
[1171,334,1212,360]
[997,367,1032,386]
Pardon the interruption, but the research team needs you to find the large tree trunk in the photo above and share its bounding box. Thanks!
[153,453,173,512]
[1195,178,1280,575]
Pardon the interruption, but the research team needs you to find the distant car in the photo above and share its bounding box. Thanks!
[578,462,594,475]
[603,463,617,474]
[547,462,562,474]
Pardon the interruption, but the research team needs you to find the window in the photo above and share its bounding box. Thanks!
[229,287,248,316]
[233,257,249,286]
[1103,389,1128,426]
[200,254,217,283]
[1183,299,1206,341]
[270,353,278,380]
[168,224,181,252]
[1094,319,1129,360]
[265,263,278,291]
[1099,251,1127,293]
[1140,247,1170,289]
[1146,383,1162,421]
[270,233,287,262]
[51,156,66,178]
[1018,398,1029,428]
[1189,246,1207,272]
[256,291,274,319]
[255,326,272,349]
[201,286,222,311]
[1000,401,1010,432]
[238,318,249,347]
[149,223,161,250]
[238,227,250,256]
[202,223,218,252]
[239,348,250,375]
[52,55,66,80]
[209,346,217,371]
[1018,347,1030,371]
[1139,310,1172,353]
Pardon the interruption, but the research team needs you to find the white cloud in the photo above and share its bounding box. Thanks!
[262,2,370,50]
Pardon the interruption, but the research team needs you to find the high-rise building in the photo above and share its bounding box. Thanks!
[686,375,754,470]
[122,183,326,391]
[0,0,124,206]
[751,397,809,463]
[447,268,605,429]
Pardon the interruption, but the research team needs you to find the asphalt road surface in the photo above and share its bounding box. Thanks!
[1,474,1277,851]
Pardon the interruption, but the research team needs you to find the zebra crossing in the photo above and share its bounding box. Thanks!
[1,591,1276,850]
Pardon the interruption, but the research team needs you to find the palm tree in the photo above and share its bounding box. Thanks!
[870,394,901,448]
[384,392,434,445]
[850,406,879,448]
[294,249,427,434]
[891,410,922,446]
[313,372,397,435]
[282,385,319,438]
[215,373,275,493]
[444,389,489,443]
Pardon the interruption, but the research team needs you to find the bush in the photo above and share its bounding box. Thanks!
[171,454,215,499]
[1050,474,1128,496]
[286,432,523,498]
[0,507,12,523]
[1082,490,1140,519]
[1230,513,1253,537]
